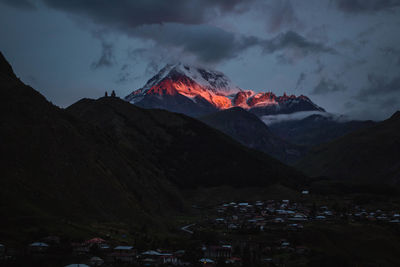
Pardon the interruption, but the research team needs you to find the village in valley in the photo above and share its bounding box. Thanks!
[1,189,399,267]
[0,190,400,267]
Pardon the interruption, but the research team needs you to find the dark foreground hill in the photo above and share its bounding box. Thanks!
[297,112,400,184]
[0,52,305,241]
[200,107,304,163]
[0,52,187,240]
[67,98,305,188]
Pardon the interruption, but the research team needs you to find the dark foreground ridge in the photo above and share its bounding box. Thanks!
[0,52,400,267]
[67,97,305,188]
[0,51,305,242]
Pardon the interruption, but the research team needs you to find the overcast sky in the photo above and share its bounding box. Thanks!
[1,0,400,120]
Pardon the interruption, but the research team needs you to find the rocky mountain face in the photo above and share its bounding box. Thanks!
[268,114,376,147]
[126,63,383,164]
[297,111,400,184]
[200,107,305,163]
[125,63,324,117]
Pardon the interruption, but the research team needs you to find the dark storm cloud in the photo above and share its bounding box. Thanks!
[344,101,355,109]
[314,59,325,74]
[144,61,160,77]
[263,31,336,55]
[132,23,261,63]
[275,54,295,65]
[380,47,400,66]
[0,0,35,9]
[356,74,400,101]
[379,97,399,109]
[91,40,115,69]
[334,0,400,13]
[312,78,347,95]
[123,23,335,64]
[265,31,336,65]
[116,64,138,84]
[352,74,400,120]
[295,72,306,89]
[3,0,334,64]
[6,0,257,63]
[40,0,254,27]
[266,0,300,33]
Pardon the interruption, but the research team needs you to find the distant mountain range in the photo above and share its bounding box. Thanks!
[125,63,381,163]
[125,63,324,117]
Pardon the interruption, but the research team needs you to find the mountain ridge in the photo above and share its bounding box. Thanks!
[0,51,307,240]
[268,114,377,147]
[125,63,324,117]
[296,111,400,184]
[67,97,307,188]
[200,107,304,163]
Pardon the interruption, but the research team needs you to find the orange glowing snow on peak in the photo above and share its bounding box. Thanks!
[125,63,323,113]
[146,77,233,109]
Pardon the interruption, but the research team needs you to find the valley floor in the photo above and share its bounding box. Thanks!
[1,184,400,267]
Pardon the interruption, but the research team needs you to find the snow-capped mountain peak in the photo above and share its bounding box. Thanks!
[125,63,241,109]
[125,64,325,117]
[135,63,240,96]
[170,63,241,96]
